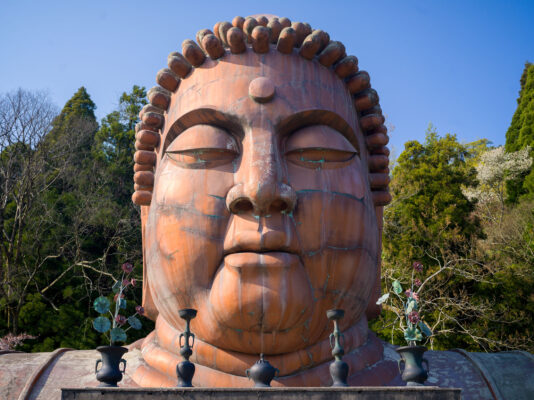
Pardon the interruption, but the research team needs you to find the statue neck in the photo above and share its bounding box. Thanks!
[133,315,397,387]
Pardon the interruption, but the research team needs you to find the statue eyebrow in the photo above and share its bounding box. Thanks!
[163,108,243,152]
[276,109,359,153]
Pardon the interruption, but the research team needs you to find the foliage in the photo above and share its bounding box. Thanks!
[92,262,145,345]
[373,125,534,352]
[373,126,487,350]
[376,261,432,346]
[94,85,146,205]
[471,199,534,351]
[463,146,532,221]
[505,62,534,202]
[0,332,36,351]
[0,86,153,351]
[382,125,483,266]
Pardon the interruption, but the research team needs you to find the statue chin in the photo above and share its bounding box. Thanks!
[208,252,313,336]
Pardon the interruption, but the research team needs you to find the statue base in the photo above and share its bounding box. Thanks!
[62,387,461,400]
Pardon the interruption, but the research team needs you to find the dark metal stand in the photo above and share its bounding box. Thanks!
[327,309,349,387]
[176,308,197,387]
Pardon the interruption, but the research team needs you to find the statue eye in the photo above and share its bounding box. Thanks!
[285,125,357,169]
[165,124,239,168]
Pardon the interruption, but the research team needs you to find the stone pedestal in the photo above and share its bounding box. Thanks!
[62,387,461,400]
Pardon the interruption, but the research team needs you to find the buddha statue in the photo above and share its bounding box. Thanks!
[1,14,532,400]
[130,14,392,387]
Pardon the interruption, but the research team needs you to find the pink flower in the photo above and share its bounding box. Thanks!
[130,278,136,287]
[122,279,130,287]
[414,278,422,287]
[114,293,125,302]
[115,315,127,326]
[121,262,134,274]
[0,333,36,351]
[413,261,423,272]
[405,289,419,301]
[135,305,145,315]
[408,310,420,324]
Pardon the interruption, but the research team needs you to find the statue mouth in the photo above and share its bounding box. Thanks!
[222,229,300,258]
[223,251,300,269]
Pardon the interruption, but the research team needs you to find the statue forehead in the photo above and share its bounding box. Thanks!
[163,49,357,138]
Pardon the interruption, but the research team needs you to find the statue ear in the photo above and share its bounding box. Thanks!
[141,205,159,321]
[365,205,384,321]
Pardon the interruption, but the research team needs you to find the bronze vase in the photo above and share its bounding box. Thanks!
[246,354,279,387]
[396,345,429,386]
[95,345,128,387]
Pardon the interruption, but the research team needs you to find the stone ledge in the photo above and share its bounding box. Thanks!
[62,387,461,400]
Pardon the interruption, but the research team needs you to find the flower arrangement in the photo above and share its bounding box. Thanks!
[376,261,432,346]
[92,262,145,345]
[0,333,36,351]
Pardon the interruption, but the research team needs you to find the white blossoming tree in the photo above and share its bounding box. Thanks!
[463,146,532,221]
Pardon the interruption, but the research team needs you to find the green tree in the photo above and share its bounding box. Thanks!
[1,86,153,350]
[19,86,150,351]
[48,87,97,141]
[373,126,488,350]
[383,125,482,265]
[0,89,58,333]
[505,62,534,202]
[94,85,146,205]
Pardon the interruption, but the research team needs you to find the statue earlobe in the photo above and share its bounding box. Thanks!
[365,205,384,321]
[141,206,159,321]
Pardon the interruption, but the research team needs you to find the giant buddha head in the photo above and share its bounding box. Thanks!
[131,15,391,387]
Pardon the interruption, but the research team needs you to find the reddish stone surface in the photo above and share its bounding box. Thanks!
[3,341,534,399]
[135,23,387,385]
[248,77,275,103]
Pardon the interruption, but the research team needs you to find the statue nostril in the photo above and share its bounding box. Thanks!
[269,199,289,214]
[232,199,254,214]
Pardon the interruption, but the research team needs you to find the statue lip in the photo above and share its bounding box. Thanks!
[223,231,300,256]
[223,251,300,269]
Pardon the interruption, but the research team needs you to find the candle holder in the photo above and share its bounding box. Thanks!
[327,309,349,387]
[176,308,197,387]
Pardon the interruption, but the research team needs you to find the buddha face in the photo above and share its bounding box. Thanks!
[144,49,379,355]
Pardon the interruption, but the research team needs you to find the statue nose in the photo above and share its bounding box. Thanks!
[227,124,297,216]
[226,181,296,216]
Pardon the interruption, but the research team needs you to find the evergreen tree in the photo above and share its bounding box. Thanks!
[373,126,487,350]
[94,85,146,204]
[383,125,482,266]
[1,87,152,351]
[505,62,534,201]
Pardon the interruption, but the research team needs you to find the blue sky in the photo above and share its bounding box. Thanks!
[1,0,533,156]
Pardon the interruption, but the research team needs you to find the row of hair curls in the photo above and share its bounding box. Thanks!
[132,15,391,207]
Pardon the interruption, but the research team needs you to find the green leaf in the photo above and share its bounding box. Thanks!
[110,327,127,343]
[392,280,403,295]
[93,316,111,333]
[415,329,423,341]
[376,293,390,305]
[93,296,110,314]
[419,321,433,337]
[404,327,417,342]
[128,315,142,330]
[405,298,418,314]
[112,281,121,294]
[119,298,127,309]
[404,326,422,342]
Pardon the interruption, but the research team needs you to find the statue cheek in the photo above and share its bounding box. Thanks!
[149,166,233,295]
[288,163,378,327]
[290,163,372,252]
